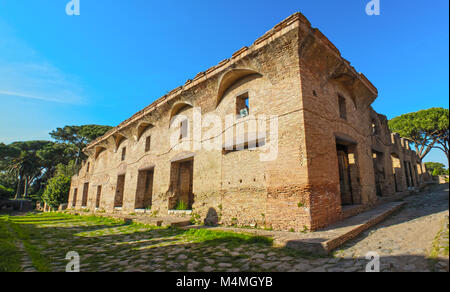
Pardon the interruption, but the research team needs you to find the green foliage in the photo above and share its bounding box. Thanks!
[6,141,52,178]
[389,108,449,161]
[37,143,77,172]
[0,185,14,199]
[0,171,17,190]
[302,225,310,233]
[28,189,44,203]
[50,125,112,145]
[49,125,113,163]
[0,218,22,272]
[55,160,81,177]
[149,210,159,217]
[425,162,449,176]
[41,173,71,210]
[190,212,202,225]
[430,219,449,263]
[174,200,189,210]
[0,125,111,201]
[0,140,67,199]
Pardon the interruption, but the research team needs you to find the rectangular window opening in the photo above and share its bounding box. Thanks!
[121,147,127,161]
[223,139,266,154]
[145,136,151,152]
[179,119,188,140]
[338,95,347,120]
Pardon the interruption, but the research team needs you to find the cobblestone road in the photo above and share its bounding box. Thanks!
[331,184,449,272]
[2,185,448,272]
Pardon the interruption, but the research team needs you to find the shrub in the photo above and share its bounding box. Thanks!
[175,200,189,210]
[425,162,449,176]
[28,189,44,204]
[0,185,14,200]
[41,174,71,210]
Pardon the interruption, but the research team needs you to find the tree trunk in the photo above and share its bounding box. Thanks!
[75,149,81,166]
[23,176,28,199]
[15,175,22,200]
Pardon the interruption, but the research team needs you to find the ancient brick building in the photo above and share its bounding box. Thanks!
[68,13,428,231]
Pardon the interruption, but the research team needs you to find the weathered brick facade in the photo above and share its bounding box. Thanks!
[68,13,428,231]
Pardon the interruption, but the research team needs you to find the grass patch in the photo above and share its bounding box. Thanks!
[429,217,449,271]
[182,228,273,247]
[0,217,22,272]
[8,221,51,272]
[430,220,449,258]
[174,200,189,211]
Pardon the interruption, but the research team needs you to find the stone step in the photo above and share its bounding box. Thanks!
[192,201,406,255]
[280,201,405,254]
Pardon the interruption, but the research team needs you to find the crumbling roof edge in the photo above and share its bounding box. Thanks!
[86,12,378,150]
[86,13,309,150]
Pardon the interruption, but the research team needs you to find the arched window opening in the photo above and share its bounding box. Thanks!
[137,123,154,141]
[371,120,378,135]
[236,92,250,118]
[216,69,262,107]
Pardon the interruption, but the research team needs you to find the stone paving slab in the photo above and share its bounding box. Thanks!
[189,201,405,255]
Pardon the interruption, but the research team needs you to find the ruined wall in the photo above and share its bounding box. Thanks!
[295,18,423,229]
[69,13,311,231]
[293,17,378,229]
[69,12,426,232]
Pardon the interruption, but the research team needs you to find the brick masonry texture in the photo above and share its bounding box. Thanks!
[68,13,430,231]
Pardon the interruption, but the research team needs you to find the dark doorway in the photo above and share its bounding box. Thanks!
[135,169,154,209]
[391,153,402,192]
[404,161,411,187]
[372,151,385,197]
[72,189,78,207]
[335,138,361,206]
[337,144,353,205]
[114,174,126,208]
[169,159,194,210]
[408,162,415,187]
[96,185,102,208]
[81,183,89,207]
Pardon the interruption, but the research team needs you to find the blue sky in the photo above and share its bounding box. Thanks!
[0,0,448,166]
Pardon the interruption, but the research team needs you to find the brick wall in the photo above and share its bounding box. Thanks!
[68,12,427,231]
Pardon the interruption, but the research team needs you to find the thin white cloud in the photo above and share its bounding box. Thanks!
[0,90,76,104]
[0,20,87,105]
